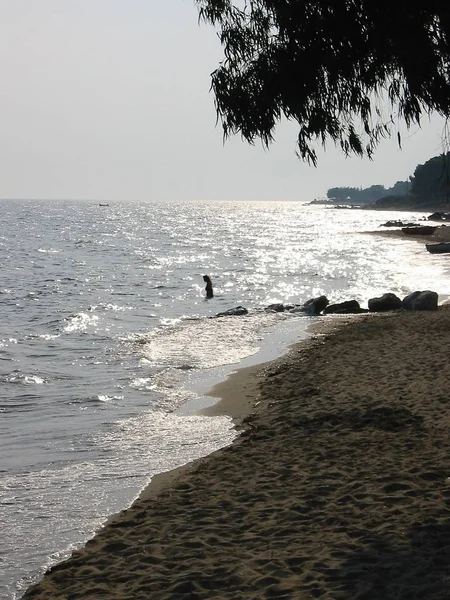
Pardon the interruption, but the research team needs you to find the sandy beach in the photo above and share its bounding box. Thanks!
[22,296,450,599]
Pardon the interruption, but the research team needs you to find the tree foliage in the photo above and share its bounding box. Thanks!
[196,1,450,164]
[410,152,450,203]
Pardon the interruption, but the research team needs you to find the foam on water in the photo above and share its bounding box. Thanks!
[63,313,100,333]
[137,312,286,370]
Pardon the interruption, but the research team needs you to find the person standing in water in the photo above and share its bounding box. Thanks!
[203,275,214,298]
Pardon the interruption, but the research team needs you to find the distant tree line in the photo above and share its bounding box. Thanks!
[326,152,450,207]
[326,182,408,204]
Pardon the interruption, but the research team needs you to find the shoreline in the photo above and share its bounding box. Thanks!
[366,222,450,244]
[11,204,450,599]
[135,316,357,506]
[126,317,343,506]
[132,316,326,506]
[19,217,450,599]
[24,307,450,598]
[116,228,449,512]
[198,314,359,424]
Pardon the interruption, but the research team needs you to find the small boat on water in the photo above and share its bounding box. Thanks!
[402,225,437,235]
[426,242,450,254]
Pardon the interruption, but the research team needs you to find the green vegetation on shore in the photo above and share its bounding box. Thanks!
[326,152,450,208]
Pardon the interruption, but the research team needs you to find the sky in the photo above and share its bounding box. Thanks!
[0,0,448,202]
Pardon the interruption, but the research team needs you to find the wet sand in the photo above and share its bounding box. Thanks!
[22,305,450,599]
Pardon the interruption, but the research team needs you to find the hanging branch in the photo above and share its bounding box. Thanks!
[196,1,450,164]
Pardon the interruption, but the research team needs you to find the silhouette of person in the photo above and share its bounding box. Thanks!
[203,275,214,298]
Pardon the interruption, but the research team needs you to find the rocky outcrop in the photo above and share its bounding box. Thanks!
[381,220,417,228]
[289,305,308,313]
[265,303,286,313]
[215,306,248,317]
[214,291,439,320]
[302,296,329,315]
[402,291,439,311]
[428,212,450,221]
[323,300,368,314]
[368,293,402,312]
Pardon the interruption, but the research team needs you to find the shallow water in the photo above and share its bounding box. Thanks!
[1,199,448,599]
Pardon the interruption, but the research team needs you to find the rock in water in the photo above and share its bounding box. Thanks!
[264,303,285,313]
[302,296,329,315]
[215,306,249,317]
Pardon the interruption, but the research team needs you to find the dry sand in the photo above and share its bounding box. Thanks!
[22,304,450,600]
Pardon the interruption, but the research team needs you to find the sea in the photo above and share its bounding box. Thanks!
[1,199,449,599]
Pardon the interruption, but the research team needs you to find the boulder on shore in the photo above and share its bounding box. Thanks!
[289,304,307,313]
[402,291,439,311]
[323,300,368,314]
[381,220,417,228]
[302,295,329,315]
[265,303,286,313]
[368,293,402,312]
[428,212,450,221]
[215,306,248,317]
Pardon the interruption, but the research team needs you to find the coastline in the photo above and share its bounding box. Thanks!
[22,306,450,599]
[198,314,358,425]
[366,221,450,244]
[137,315,360,507]
[123,318,343,507]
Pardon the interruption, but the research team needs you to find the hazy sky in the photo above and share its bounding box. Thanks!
[0,0,447,202]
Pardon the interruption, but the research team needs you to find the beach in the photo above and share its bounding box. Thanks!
[22,301,450,599]
[6,200,450,599]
